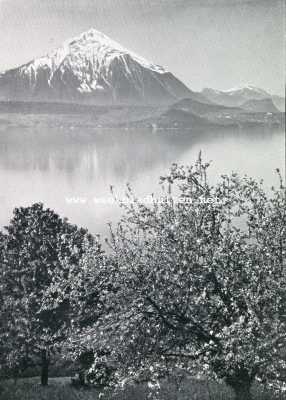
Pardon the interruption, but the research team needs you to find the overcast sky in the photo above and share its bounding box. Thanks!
[0,0,284,95]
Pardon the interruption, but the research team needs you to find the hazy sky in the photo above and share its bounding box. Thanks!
[0,0,284,95]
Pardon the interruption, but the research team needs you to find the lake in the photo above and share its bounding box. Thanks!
[0,120,284,237]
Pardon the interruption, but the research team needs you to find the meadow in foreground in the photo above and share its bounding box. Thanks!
[0,376,283,400]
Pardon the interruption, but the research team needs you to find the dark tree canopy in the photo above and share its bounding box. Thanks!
[0,203,93,384]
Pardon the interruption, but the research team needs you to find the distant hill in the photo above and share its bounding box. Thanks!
[202,86,284,111]
[171,98,240,116]
[272,95,285,112]
[241,98,280,113]
[150,108,216,129]
[114,97,283,130]
[0,97,283,131]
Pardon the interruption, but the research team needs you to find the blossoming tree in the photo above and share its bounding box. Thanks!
[78,158,285,400]
[0,203,93,385]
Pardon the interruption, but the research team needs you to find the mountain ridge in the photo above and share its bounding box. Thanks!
[0,28,202,106]
[202,86,285,111]
[0,30,283,112]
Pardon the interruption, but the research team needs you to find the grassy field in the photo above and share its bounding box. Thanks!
[0,376,284,400]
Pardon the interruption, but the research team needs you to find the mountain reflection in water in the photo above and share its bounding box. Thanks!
[0,124,284,236]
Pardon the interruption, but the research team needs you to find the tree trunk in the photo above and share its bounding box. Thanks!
[233,384,252,400]
[41,349,50,386]
[226,369,253,400]
[78,370,85,386]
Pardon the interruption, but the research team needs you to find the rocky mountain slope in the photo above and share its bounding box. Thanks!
[0,29,199,105]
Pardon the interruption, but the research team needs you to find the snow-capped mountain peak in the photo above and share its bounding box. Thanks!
[222,85,270,96]
[0,28,192,104]
[62,28,166,74]
[201,85,272,107]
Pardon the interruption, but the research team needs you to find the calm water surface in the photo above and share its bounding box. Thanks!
[0,122,284,236]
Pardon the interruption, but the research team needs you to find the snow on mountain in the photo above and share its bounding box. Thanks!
[0,28,194,105]
[222,85,269,96]
[201,86,277,108]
